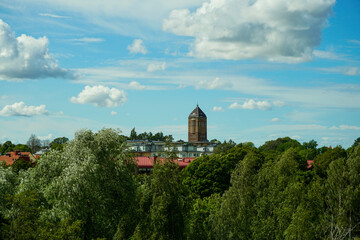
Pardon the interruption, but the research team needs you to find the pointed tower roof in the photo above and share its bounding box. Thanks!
[188,105,207,118]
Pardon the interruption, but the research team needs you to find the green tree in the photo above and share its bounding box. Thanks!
[19,128,137,239]
[131,160,186,240]
[211,151,264,240]
[50,137,69,151]
[11,158,32,174]
[322,146,360,239]
[352,137,360,148]
[252,148,307,240]
[313,146,347,178]
[0,141,15,155]
[130,128,137,140]
[13,144,31,152]
[183,145,255,198]
[187,194,220,240]
[213,140,236,154]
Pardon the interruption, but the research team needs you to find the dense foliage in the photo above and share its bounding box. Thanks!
[1,132,360,239]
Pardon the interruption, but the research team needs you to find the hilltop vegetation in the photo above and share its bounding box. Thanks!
[1,129,360,239]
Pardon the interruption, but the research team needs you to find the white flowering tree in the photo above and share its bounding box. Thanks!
[18,128,137,239]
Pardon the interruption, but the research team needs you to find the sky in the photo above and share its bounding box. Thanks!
[0,0,359,148]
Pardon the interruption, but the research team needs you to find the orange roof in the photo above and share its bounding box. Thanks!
[136,156,194,169]
[0,151,31,166]
[307,160,314,169]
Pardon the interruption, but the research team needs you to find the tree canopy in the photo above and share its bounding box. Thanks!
[1,133,360,239]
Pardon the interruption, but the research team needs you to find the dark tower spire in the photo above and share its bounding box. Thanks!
[188,105,207,142]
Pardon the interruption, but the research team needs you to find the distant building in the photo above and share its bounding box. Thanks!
[127,105,217,160]
[188,104,207,143]
[0,151,36,165]
[127,140,217,158]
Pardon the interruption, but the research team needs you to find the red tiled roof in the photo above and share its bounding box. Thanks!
[135,156,194,169]
[0,151,31,166]
[307,160,314,169]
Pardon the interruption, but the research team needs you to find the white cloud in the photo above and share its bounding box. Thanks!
[39,13,70,18]
[0,101,48,117]
[163,0,335,63]
[213,106,224,112]
[70,85,127,107]
[128,81,146,90]
[38,133,53,140]
[127,39,147,54]
[147,62,166,72]
[271,117,280,122]
[229,99,272,111]
[317,66,360,76]
[330,125,360,131]
[196,77,232,90]
[348,40,360,45]
[110,111,117,116]
[343,67,360,76]
[0,19,73,80]
[71,37,104,43]
[313,50,343,60]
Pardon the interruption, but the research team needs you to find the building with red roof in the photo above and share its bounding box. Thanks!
[135,156,195,174]
[0,151,36,166]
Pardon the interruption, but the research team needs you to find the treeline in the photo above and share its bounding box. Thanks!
[0,129,360,239]
[0,136,69,154]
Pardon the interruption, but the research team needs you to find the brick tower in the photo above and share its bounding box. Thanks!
[188,105,207,142]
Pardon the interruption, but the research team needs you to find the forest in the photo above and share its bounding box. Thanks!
[1,128,360,240]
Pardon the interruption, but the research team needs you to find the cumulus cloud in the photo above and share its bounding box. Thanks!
[229,99,272,110]
[70,85,127,107]
[127,39,147,54]
[147,62,166,72]
[0,19,73,80]
[163,0,335,63]
[110,111,117,116]
[330,125,360,131]
[213,106,224,112]
[0,102,48,117]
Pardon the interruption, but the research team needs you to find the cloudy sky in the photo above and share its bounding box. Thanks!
[0,0,359,147]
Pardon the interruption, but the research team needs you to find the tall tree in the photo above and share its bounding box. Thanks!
[26,134,41,153]
[19,128,137,239]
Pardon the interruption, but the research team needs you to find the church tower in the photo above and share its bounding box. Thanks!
[188,105,207,142]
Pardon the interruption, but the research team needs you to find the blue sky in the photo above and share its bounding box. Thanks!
[0,0,359,147]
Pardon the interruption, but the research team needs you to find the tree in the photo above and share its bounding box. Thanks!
[352,137,360,148]
[26,134,41,153]
[213,140,236,154]
[211,151,264,240]
[11,158,32,174]
[130,128,137,140]
[131,160,186,240]
[13,144,31,152]
[313,146,347,178]
[322,146,360,239]
[183,145,252,198]
[50,137,69,151]
[0,141,15,155]
[19,128,137,239]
